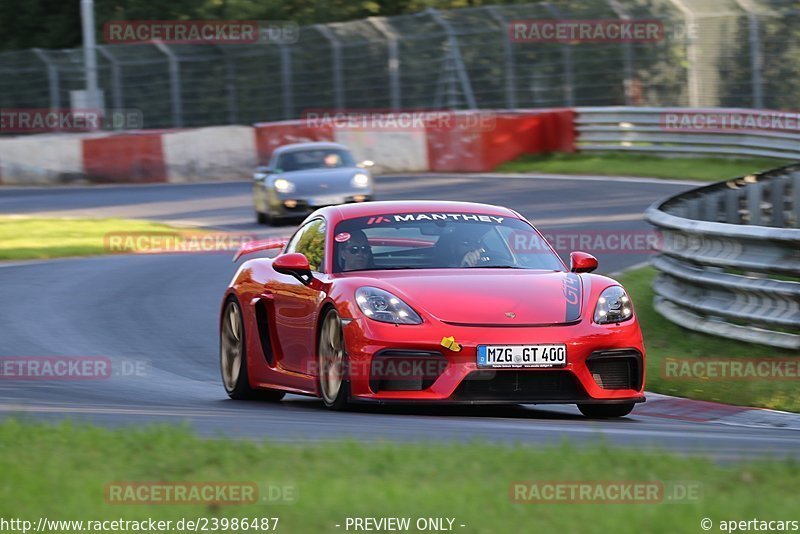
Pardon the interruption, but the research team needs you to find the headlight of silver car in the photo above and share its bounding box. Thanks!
[593,286,633,324]
[273,177,295,193]
[355,287,422,325]
[351,173,370,188]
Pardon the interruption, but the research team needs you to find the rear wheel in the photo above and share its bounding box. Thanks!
[220,298,285,401]
[318,308,349,410]
[577,403,635,419]
[256,211,271,225]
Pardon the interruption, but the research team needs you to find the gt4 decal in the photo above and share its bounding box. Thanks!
[562,273,582,322]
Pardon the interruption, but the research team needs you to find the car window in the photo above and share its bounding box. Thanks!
[287,219,326,272]
[332,212,565,273]
[276,149,355,172]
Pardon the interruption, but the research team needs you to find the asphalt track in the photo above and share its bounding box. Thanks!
[1,173,798,460]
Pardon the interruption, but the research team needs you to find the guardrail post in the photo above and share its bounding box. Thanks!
[747,181,763,225]
[770,175,786,227]
[154,42,183,128]
[703,192,720,222]
[794,172,800,228]
[725,187,740,224]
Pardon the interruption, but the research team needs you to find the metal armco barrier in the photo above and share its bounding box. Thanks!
[644,165,800,349]
[577,107,800,160]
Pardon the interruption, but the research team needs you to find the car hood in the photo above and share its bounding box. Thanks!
[351,270,585,326]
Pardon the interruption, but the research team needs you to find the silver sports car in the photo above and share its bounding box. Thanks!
[253,142,374,225]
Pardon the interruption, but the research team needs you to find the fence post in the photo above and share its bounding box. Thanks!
[427,8,477,109]
[486,6,517,109]
[97,46,123,112]
[607,0,635,106]
[733,0,765,108]
[367,17,401,111]
[747,181,763,225]
[540,3,575,107]
[315,25,344,111]
[32,49,59,112]
[666,0,700,107]
[216,45,239,124]
[154,42,183,128]
[278,44,294,120]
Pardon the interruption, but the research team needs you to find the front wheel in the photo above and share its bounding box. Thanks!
[577,403,635,419]
[318,308,349,410]
[220,298,285,401]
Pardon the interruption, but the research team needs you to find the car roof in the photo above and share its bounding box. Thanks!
[310,200,519,224]
[273,142,349,154]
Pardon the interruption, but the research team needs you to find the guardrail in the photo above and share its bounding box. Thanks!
[644,164,800,350]
[576,107,800,160]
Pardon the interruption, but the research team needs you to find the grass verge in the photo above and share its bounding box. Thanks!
[1,419,798,532]
[496,152,792,181]
[0,217,210,261]
[618,267,799,412]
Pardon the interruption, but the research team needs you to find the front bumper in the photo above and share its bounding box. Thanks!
[341,316,646,405]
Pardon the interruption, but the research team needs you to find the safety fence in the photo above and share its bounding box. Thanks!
[644,164,800,349]
[4,0,800,130]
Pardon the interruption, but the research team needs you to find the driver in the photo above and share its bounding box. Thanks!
[338,229,373,271]
[437,228,484,267]
[323,153,341,167]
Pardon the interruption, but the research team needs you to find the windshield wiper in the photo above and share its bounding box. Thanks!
[465,265,524,269]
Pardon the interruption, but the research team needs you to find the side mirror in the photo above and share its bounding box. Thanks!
[569,251,598,273]
[358,160,375,168]
[273,253,314,284]
[254,167,272,181]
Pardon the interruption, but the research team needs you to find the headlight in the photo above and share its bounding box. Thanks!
[351,173,370,188]
[273,178,294,193]
[594,286,633,324]
[355,287,422,325]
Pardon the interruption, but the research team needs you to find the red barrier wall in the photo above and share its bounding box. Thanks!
[83,133,167,183]
[253,121,334,164]
[426,110,575,172]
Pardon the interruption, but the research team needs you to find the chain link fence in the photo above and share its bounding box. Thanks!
[1,0,799,131]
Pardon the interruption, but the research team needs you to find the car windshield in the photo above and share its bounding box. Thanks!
[332,212,565,273]
[276,148,355,172]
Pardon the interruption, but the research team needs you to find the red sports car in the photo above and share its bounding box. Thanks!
[220,200,646,418]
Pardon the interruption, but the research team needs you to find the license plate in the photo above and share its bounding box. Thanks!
[477,344,567,368]
[310,195,344,206]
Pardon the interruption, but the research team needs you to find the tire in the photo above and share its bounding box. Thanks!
[256,211,271,225]
[220,297,285,401]
[317,308,350,410]
[577,402,635,419]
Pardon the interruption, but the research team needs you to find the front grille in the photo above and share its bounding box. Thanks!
[370,350,448,392]
[451,371,585,402]
[586,350,642,390]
